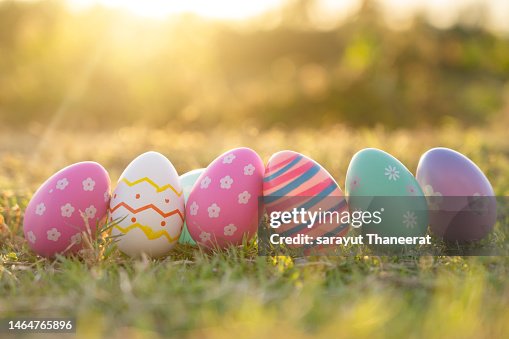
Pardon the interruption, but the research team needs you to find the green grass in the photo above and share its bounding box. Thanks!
[1,126,509,338]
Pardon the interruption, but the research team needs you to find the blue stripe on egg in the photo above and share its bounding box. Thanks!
[263,155,303,182]
[263,164,321,204]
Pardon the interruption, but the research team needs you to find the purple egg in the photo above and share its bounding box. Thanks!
[416,147,496,242]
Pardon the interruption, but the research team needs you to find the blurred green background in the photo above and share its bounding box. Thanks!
[1,0,508,130]
[2,3,509,338]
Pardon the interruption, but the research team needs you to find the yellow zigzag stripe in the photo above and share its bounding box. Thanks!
[114,223,179,243]
[122,177,183,196]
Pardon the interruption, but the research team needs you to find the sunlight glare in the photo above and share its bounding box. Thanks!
[68,0,281,20]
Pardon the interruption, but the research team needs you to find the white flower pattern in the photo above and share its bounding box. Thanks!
[423,184,443,210]
[35,203,46,216]
[47,228,61,242]
[27,231,36,244]
[224,224,237,236]
[56,178,69,190]
[85,205,97,219]
[244,164,255,176]
[384,165,400,181]
[200,176,212,189]
[199,231,211,243]
[104,191,110,202]
[82,177,96,191]
[207,203,220,218]
[190,201,199,216]
[222,153,236,164]
[61,203,75,218]
[70,233,82,245]
[402,211,417,229]
[220,175,234,189]
[238,191,251,204]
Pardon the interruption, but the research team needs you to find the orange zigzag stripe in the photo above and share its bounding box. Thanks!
[121,177,183,196]
[110,202,184,221]
[114,223,179,243]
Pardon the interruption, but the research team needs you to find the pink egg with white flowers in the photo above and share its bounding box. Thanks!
[23,162,111,257]
[186,147,264,248]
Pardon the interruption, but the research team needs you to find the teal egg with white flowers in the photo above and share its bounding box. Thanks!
[179,168,205,245]
[345,148,428,252]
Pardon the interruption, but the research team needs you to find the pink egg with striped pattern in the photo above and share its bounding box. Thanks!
[186,148,264,248]
[23,162,111,257]
[263,151,349,250]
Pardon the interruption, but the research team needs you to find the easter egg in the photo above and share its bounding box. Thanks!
[110,152,184,258]
[186,148,264,248]
[416,147,496,242]
[178,168,205,245]
[345,148,428,250]
[263,150,349,252]
[23,162,111,257]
